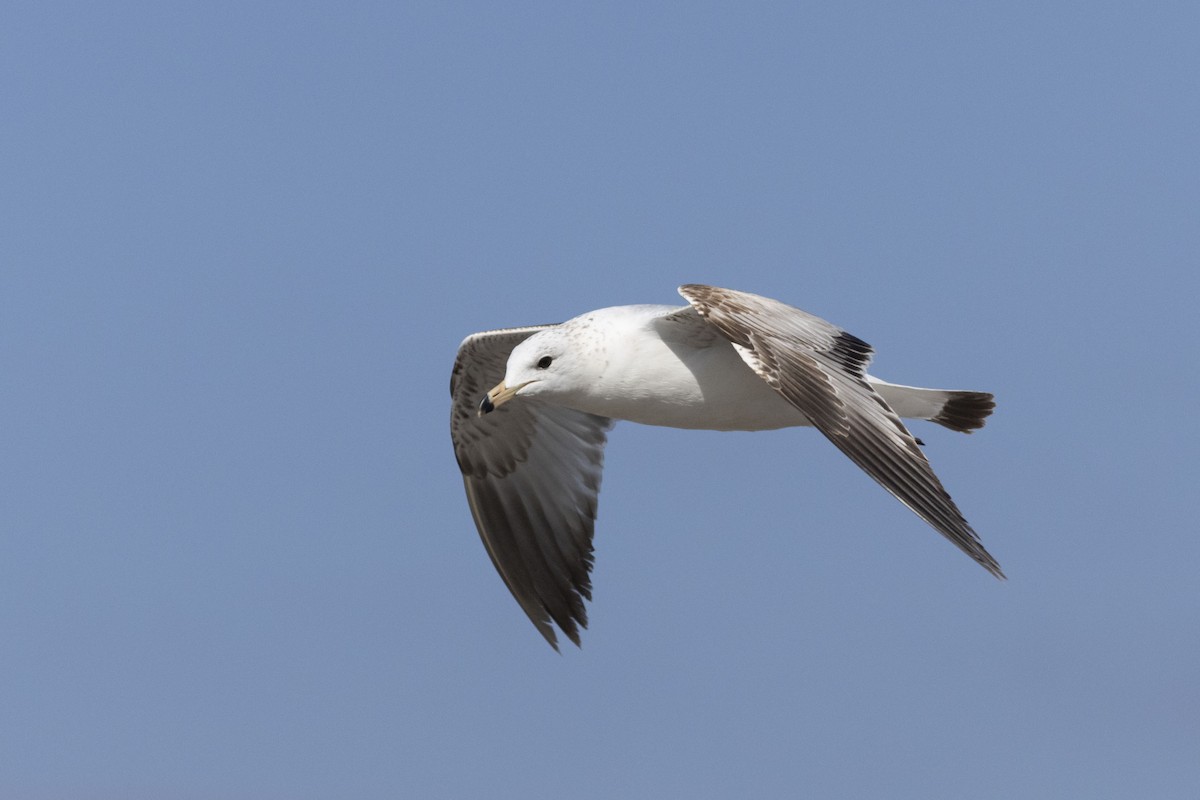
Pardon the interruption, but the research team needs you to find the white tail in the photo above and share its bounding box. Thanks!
[869,378,996,433]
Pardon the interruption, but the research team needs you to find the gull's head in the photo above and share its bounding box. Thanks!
[479,327,584,416]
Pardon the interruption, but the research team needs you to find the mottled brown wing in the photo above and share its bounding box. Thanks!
[450,327,614,649]
[677,284,1003,578]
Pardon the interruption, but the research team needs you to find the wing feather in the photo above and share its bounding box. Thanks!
[451,327,613,648]
[678,284,1003,578]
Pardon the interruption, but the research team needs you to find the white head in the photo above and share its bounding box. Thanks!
[478,323,601,415]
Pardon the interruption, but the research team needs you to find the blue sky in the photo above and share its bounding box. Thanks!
[3,2,1198,798]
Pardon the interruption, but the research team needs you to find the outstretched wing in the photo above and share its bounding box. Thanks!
[450,327,614,649]
[677,284,1003,578]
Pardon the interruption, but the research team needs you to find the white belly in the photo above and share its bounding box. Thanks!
[572,333,813,432]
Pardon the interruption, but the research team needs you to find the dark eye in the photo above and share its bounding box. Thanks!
[536,356,553,369]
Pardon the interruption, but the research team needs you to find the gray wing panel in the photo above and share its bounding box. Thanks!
[451,328,613,648]
[677,284,1002,578]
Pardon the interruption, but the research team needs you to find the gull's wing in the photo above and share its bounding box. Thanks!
[450,326,613,649]
[677,284,1003,578]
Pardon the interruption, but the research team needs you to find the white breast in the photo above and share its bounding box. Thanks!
[569,319,809,432]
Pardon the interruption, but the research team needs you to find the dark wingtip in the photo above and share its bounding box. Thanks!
[982,555,1006,581]
[556,614,585,650]
[538,622,581,653]
[830,330,873,376]
[932,391,996,433]
[536,603,588,652]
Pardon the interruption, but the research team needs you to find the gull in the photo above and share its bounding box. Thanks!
[450,284,1000,649]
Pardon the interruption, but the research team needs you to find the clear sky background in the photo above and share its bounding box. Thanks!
[3,3,1198,798]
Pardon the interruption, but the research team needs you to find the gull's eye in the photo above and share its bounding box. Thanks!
[536,356,553,369]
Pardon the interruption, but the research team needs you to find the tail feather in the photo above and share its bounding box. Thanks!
[931,391,995,433]
[868,378,996,433]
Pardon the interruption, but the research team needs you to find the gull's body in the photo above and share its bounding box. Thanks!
[521,303,809,432]
[450,284,1000,649]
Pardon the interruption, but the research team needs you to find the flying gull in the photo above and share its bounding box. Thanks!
[450,284,1000,649]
